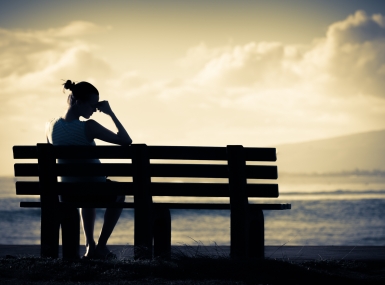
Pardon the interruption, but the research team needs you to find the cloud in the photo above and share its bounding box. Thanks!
[139,10,385,146]
[0,21,108,78]
[193,42,302,88]
[327,10,385,44]
[2,11,385,176]
[0,21,114,149]
[0,21,112,104]
[320,10,385,97]
[185,10,385,99]
[109,8,385,146]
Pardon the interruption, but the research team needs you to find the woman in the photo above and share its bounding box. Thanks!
[46,80,132,259]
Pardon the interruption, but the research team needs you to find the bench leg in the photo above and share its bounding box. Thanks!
[230,202,249,259]
[41,206,60,258]
[134,207,153,260]
[248,208,264,258]
[61,206,80,259]
[153,206,171,259]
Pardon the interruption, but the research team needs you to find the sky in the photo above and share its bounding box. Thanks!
[2,0,385,175]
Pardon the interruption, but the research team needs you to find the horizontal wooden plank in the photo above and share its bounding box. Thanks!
[148,146,277,161]
[14,163,133,177]
[16,181,135,195]
[150,164,229,178]
[20,202,134,208]
[150,164,277,180]
[55,163,133,176]
[14,145,277,161]
[20,201,291,210]
[13,145,132,159]
[13,146,37,159]
[15,163,277,180]
[15,163,229,178]
[243,147,276,161]
[156,203,291,210]
[250,203,291,210]
[53,146,132,159]
[150,182,229,196]
[16,181,278,197]
[15,181,39,194]
[14,164,39,176]
[148,146,227,160]
[248,184,279,197]
[245,165,278,179]
[151,183,279,197]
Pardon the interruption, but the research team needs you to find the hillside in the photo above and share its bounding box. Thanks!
[274,129,385,173]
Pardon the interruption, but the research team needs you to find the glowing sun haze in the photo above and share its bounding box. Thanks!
[1,0,385,175]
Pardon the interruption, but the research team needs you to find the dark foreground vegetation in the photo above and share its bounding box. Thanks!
[0,253,384,284]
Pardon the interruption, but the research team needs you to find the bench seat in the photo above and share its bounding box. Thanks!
[13,143,291,260]
[20,201,291,210]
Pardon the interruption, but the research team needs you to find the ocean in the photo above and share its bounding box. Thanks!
[1,174,385,246]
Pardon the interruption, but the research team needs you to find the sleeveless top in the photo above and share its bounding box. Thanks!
[46,118,106,183]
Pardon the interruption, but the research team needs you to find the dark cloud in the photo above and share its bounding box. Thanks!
[328,10,385,44]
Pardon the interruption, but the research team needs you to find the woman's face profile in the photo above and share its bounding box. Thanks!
[78,94,99,119]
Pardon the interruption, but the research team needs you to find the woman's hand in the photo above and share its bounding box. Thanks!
[96,101,113,116]
[87,100,132,146]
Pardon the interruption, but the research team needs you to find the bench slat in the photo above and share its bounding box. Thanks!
[150,164,228,178]
[16,181,279,197]
[150,164,277,179]
[13,145,277,161]
[53,146,132,159]
[20,202,291,210]
[55,163,133,176]
[243,147,276,161]
[14,163,39,176]
[13,146,37,159]
[245,165,278,179]
[20,202,134,208]
[148,146,277,161]
[148,146,227,160]
[14,163,277,179]
[15,181,135,195]
[13,146,132,159]
[151,183,279,197]
[14,163,133,177]
[158,203,291,210]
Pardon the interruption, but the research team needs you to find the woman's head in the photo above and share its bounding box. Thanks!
[63,80,99,119]
[63,80,99,104]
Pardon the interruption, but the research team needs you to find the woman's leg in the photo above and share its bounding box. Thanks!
[96,196,125,253]
[80,208,96,256]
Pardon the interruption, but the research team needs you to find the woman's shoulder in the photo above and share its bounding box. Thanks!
[84,119,98,128]
[49,117,86,126]
[47,117,60,124]
[45,117,59,132]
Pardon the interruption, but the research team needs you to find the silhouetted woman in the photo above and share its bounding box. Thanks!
[46,80,132,259]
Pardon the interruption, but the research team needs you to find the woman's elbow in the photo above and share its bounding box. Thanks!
[122,138,132,146]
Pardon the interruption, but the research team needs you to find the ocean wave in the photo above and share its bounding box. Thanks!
[281,189,385,196]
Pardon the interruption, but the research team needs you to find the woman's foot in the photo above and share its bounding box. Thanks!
[82,242,96,259]
[94,244,117,259]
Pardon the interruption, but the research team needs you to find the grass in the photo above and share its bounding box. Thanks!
[1,248,384,285]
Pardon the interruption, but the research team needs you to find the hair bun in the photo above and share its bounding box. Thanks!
[63,80,76,91]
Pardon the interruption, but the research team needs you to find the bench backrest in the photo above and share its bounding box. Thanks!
[13,144,278,200]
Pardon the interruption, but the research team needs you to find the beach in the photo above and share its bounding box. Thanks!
[1,245,385,262]
[1,245,385,284]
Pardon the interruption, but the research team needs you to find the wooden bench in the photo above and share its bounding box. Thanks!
[13,143,290,259]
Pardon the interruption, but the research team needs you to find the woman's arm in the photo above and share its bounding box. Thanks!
[85,101,132,146]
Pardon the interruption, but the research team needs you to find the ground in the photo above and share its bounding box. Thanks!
[0,254,384,284]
